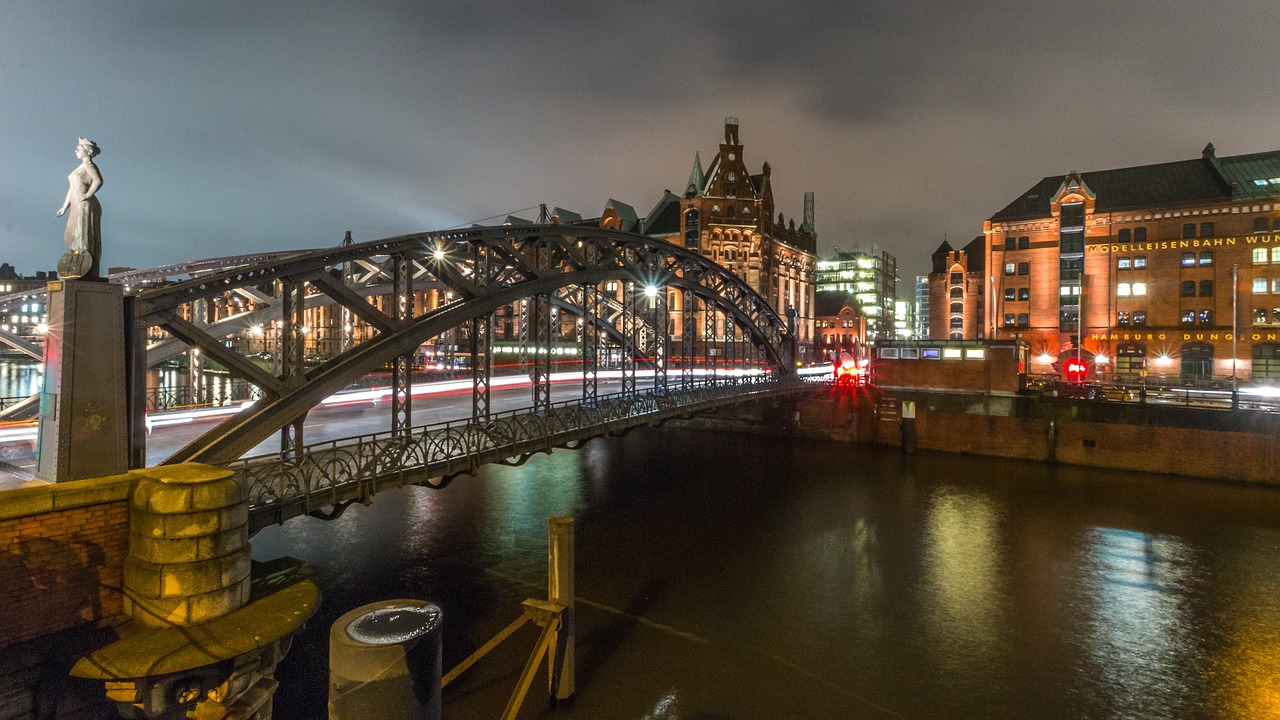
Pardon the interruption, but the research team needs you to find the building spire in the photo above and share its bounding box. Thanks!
[685,151,705,198]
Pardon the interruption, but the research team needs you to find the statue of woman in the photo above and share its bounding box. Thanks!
[55,138,103,280]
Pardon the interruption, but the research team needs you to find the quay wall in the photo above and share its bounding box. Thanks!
[676,387,1280,486]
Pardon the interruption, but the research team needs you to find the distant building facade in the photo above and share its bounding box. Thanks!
[813,292,867,362]
[914,275,930,339]
[927,237,985,341]
[0,264,56,339]
[980,143,1280,382]
[644,118,818,358]
[815,248,897,340]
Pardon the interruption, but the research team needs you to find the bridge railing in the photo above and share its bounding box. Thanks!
[228,374,804,527]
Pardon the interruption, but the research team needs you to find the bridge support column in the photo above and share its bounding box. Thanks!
[35,279,129,483]
[72,463,319,719]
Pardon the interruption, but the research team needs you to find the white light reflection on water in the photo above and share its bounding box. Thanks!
[642,689,680,719]
[921,486,1010,679]
[1078,527,1198,718]
[0,360,41,397]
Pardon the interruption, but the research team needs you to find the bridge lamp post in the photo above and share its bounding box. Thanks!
[433,248,446,261]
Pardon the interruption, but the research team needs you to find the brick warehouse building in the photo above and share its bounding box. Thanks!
[955,143,1280,383]
[645,118,818,360]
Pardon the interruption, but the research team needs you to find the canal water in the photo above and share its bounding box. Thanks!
[252,426,1280,719]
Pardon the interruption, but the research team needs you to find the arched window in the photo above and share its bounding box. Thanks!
[949,287,963,299]
[1200,222,1214,238]
[1183,223,1196,239]
[950,317,963,329]
[950,302,963,314]
[683,209,699,249]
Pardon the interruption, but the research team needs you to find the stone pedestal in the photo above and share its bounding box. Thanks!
[72,464,320,720]
[36,279,128,483]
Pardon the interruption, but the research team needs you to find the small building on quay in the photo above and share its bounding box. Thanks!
[937,143,1280,384]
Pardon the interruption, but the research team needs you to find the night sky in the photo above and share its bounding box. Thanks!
[4,1,1280,280]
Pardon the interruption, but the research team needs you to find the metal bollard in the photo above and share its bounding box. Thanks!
[329,600,443,720]
[548,517,575,702]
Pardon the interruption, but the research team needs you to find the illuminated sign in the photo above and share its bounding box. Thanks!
[1087,234,1280,254]
[1090,331,1280,342]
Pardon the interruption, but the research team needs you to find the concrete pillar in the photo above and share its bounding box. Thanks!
[329,600,443,720]
[123,464,250,627]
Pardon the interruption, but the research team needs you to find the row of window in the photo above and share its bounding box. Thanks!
[1253,278,1280,293]
[1180,310,1214,325]
[1006,309,1280,328]
[1116,227,1148,242]
[1003,262,1029,276]
[1003,236,1030,250]
[1116,283,1149,297]
[1183,223,1215,238]
[1180,251,1214,267]
[1003,288,1031,301]
[1254,308,1280,324]
[1253,217,1280,231]
[1253,248,1280,264]
[1116,311,1148,326]
[1116,256,1148,269]
[1181,280,1214,297]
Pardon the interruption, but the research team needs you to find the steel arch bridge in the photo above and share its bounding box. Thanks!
[122,225,800,474]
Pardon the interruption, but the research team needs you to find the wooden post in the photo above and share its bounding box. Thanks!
[548,517,575,702]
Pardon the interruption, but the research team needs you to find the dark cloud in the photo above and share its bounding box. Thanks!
[2,0,1280,280]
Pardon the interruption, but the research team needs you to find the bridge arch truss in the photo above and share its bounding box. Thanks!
[130,225,797,466]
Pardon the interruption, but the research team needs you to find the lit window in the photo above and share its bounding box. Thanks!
[1199,309,1213,325]
[1254,278,1269,293]
[1181,252,1196,267]
[1133,283,1147,296]
[1134,255,1146,268]
[1118,311,1130,325]
[1117,283,1131,297]
[942,347,963,359]
[1004,289,1016,301]
[1018,288,1030,301]
[1272,247,1280,263]
[965,349,986,359]
[1273,278,1280,293]
[1117,256,1131,269]
[1255,248,1269,264]
[1274,308,1280,323]
[1181,310,1195,325]
[1003,313,1015,326]
[1255,308,1268,324]
[1134,311,1147,325]
[1004,263,1016,276]
[1199,251,1213,266]
[1257,179,1270,187]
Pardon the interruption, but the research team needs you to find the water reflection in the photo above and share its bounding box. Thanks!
[922,487,1009,679]
[0,360,41,398]
[253,429,1280,719]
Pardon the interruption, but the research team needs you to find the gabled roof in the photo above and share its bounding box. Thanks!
[503,215,533,226]
[604,199,639,231]
[929,240,954,274]
[990,146,1280,223]
[641,191,682,236]
[551,207,582,223]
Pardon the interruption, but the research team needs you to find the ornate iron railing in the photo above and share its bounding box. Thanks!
[231,375,806,530]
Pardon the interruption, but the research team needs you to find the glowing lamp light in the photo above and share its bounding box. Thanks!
[35,323,48,334]
[1038,353,1055,365]
[433,248,445,261]
[1155,354,1173,367]
[1094,354,1109,365]
[644,285,658,298]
